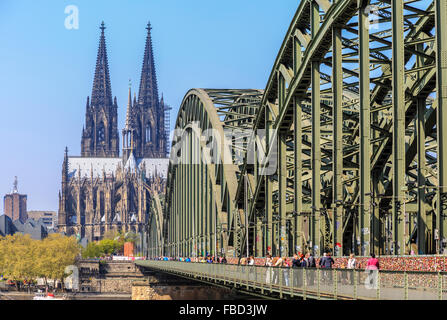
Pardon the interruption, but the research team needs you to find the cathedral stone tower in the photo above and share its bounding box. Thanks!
[132,22,168,159]
[81,22,119,158]
[59,22,169,242]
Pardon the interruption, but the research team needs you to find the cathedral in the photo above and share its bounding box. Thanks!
[58,22,169,242]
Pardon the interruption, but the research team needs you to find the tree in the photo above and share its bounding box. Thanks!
[42,234,80,290]
[0,233,80,292]
[0,234,38,291]
[82,242,101,259]
[98,238,117,255]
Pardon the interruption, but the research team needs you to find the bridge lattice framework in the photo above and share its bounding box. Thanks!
[148,0,447,258]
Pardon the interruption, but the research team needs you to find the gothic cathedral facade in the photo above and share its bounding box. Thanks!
[58,22,169,242]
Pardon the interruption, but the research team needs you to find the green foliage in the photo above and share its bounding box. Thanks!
[81,238,123,258]
[81,242,101,259]
[124,232,139,244]
[0,233,80,288]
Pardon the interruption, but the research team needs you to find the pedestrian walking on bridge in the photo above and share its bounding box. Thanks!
[265,254,273,284]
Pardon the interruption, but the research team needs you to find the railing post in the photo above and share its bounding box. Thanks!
[317,268,320,300]
[303,268,307,300]
[259,266,263,294]
[334,269,337,299]
[246,265,249,289]
[290,268,294,297]
[376,271,380,300]
[404,272,408,300]
[280,267,283,298]
[354,270,357,300]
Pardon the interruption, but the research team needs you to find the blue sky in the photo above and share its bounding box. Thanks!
[0,0,298,212]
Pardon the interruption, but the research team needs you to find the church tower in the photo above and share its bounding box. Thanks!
[81,22,119,158]
[134,22,167,158]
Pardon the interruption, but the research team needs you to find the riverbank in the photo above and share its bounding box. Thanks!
[0,291,131,300]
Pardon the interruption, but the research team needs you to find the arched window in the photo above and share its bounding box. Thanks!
[97,122,105,144]
[146,124,151,143]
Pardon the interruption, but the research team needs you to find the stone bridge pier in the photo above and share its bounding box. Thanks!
[132,270,240,300]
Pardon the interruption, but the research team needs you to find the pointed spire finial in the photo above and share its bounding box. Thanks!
[146,21,152,31]
[125,83,134,130]
[138,21,159,108]
[12,176,18,194]
[100,21,106,32]
[90,21,113,108]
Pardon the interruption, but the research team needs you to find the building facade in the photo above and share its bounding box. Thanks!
[4,177,28,223]
[27,211,57,230]
[58,22,169,242]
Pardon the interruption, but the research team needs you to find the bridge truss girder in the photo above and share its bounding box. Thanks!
[247,0,446,257]
[157,0,447,259]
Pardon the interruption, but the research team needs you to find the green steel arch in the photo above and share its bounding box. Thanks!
[163,89,263,258]
[158,0,447,258]
[146,182,165,258]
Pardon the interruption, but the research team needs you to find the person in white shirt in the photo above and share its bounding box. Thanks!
[265,254,273,284]
[347,253,356,285]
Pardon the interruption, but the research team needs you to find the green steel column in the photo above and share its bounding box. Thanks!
[192,129,196,257]
[181,163,184,256]
[209,168,214,256]
[294,97,303,254]
[202,160,207,257]
[188,129,192,257]
[266,106,274,255]
[205,164,209,256]
[184,133,188,256]
[332,24,343,257]
[359,3,371,256]
[293,35,303,254]
[176,168,180,257]
[392,0,405,255]
[279,132,288,256]
[183,142,187,256]
[196,133,200,257]
[172,197,175,256]
[311,0,321,255]
[278,70,288,256]
[254,133,263,257]
[436,0,447,254]
[256,212,263,257]
[199,134,203,257]
[417,95,426,253]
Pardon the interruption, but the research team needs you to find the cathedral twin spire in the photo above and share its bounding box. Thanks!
[138,22,159,110]
[81,22,119,158]
[81,21,167,160]
[91,22,113,108]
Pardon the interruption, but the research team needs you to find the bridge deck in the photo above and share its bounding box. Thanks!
[136,261,447,300]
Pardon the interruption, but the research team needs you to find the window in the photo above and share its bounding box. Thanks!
[97,123,105,144]
[145,124,151,142]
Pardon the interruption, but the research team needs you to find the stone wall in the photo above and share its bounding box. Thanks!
[77,260,146,293]
[132,281,233,300]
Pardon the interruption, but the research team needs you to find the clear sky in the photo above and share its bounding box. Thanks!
[0,0,299,212]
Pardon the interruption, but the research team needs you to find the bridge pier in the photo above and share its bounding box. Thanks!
[131,270,250,300]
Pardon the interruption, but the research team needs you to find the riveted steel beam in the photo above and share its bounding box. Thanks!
[392,0,406,255]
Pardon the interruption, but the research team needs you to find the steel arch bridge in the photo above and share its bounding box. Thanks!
[147,0,447,258]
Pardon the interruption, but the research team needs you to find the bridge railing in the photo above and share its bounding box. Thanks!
[136,260,447,300]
